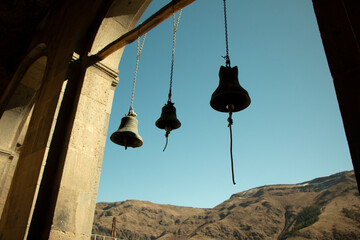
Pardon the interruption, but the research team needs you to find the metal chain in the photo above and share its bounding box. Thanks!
[223,0,230,67]
[168,9,182,102]
[129,33,147,114]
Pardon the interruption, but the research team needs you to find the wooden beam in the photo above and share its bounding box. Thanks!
[95,0,197,61]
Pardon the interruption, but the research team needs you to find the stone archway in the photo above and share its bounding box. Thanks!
[0,44,47,218]
[0,1,152,239]
[0,1,359,239]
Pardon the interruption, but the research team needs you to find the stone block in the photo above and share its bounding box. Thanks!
[90,17,126,70]
[61,147,97,192]
[75,95,108,131]
[81,67,116,109]
[15,149,46,190]
[69,120,104,156]
[76,192,95,236]
[0,109,26,149]
[52,188,78,233]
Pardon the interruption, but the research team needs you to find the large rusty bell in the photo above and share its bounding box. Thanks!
[210,65,251,113]
[110,112,143,150]
[156,101,181,132]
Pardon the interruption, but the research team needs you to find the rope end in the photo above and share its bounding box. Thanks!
[163,131,170,152]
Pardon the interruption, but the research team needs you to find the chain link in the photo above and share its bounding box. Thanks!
[129,33,147,114]
[168,9,182,102]
[223,0,230,67]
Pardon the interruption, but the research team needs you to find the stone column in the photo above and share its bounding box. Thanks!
[0,55,49,239]
[28,1,151,239]
[0,1,110,238]
[0,54,47,217]
[0,1,151,239]
[50,63,118,240]
[312,0,360,190]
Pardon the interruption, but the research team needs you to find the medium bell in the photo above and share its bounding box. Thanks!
[110,112,143,150]
[210,65,251,113]
[156,101,181,132]
[156,101,181,151]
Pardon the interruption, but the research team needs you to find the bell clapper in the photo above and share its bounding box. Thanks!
[226,104,236,185]
[123,137,127,150]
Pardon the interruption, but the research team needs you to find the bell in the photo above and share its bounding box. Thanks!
[156,101,181,131]
[110,112,143,149]
[210,65,251,113]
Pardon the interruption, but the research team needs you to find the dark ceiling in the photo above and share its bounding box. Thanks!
[0,0,55,96]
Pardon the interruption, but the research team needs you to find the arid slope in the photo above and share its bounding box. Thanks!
[93,171,360,240]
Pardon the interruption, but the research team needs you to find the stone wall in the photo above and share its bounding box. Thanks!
[0,0,151,239]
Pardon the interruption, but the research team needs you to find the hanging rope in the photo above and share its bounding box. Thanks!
[129,33,147,114]
[227,106,236,185]
[222,0,230,67]
[161,7,182,152]
[223,0,235,184]
[168,9,182,102]
[163,131,170,152]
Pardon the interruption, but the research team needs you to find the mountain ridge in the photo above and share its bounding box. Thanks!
[93,170,360,240]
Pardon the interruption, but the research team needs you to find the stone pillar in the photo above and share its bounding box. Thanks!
[312,0,360,190]
[0,54,48,239]
[48,62,118,240]
[28,1,151,239]
[0,1,151,239]
[0,53,47,217]
[0,108,30,217]
[0,1,110,238]
[0,57,64,240]
[45,1,151,238]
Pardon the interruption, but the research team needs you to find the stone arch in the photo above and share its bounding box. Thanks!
[22,1,152,239]
[0,43,48,217]
[0,1,153,238]
[39,2,153,238]
[0,1,358,239]
[0,44,47,117]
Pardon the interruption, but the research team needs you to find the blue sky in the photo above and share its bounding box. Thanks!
[97,0,353,208]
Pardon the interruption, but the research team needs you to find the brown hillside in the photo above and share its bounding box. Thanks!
[92,171,360,240]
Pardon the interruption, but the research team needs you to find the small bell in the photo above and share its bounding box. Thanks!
[210,65,251,113]
[156,101,181,151]
[110,112,143,150]
[156,101,181,131]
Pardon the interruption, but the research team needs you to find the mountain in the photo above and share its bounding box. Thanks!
[92,171,360,240]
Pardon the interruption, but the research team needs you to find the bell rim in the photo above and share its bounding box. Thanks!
[155,119,181,130]
[210,94,251,113]
[110,131,143,148]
